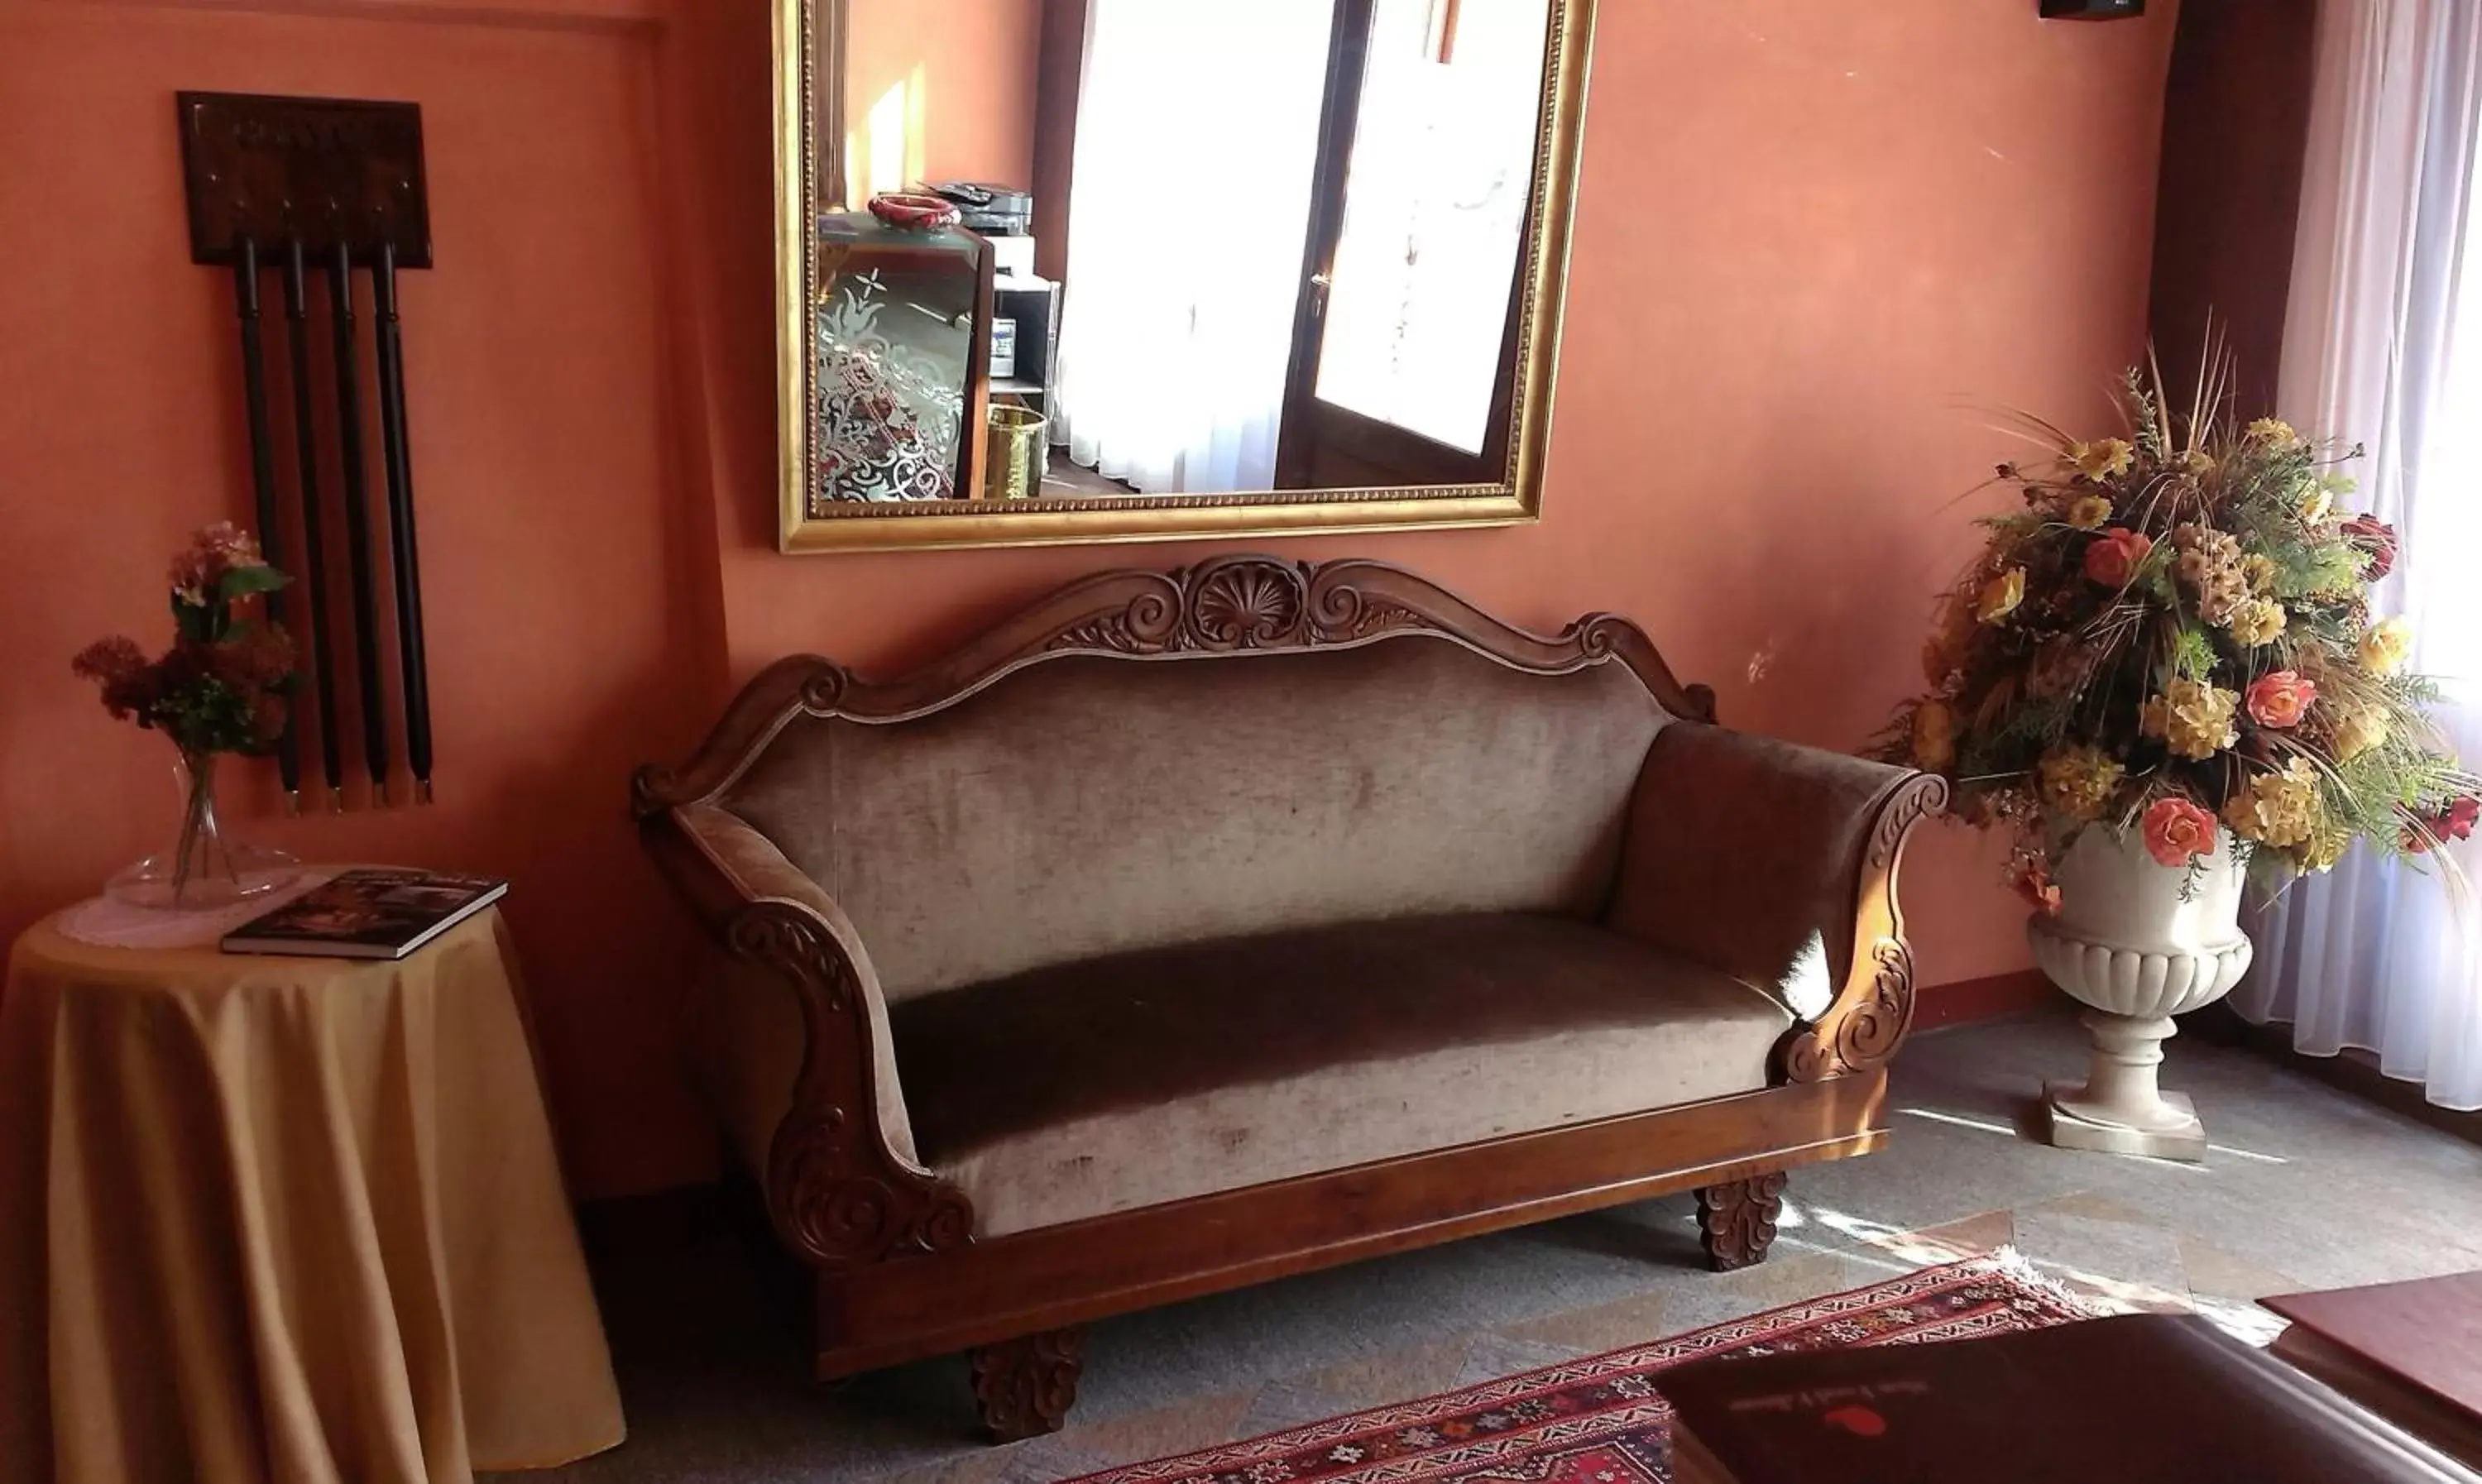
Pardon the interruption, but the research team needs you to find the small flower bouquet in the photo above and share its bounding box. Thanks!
[73,523,299,907]
[74,523,295,754]
[1873,359,2475,908]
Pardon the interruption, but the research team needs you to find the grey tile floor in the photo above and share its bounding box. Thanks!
[519,1012,2482,1484]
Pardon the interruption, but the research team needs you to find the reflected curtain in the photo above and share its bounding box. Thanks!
[2236,0,2482,1110]
[1051,0,1334,494]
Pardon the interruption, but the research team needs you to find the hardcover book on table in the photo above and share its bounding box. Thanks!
[1660,1312,2481,1484]
[221,869,507,960]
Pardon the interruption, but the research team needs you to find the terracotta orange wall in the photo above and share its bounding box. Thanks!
[846,0,1044,191]
[0,0,2174,1200]
[0,0,728,1199]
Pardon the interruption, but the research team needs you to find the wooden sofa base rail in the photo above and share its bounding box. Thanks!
[812,1071,1886,1400]
[956,1163,1807,1441]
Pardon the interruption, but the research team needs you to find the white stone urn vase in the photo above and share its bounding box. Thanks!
[2024,825,2254,1160]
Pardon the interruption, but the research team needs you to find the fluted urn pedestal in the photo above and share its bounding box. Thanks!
[2025,826,2253,1161]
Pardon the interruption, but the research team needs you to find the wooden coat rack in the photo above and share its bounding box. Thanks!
[179,92,437,811]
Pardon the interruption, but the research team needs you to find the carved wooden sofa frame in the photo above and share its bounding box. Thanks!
[635,556,1945,1441]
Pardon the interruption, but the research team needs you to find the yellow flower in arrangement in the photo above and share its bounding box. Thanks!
[2303,819,2354,874]
[2222,758,2325,850]
[1912,701,1957,772]
[2173,523,2231,560]
[2241,553,2278,593]
[2333,706,2389,762]
[2065,494,2114,531]
[2178,449,2218,479]
[2072,438,2135,481]
[2037,746,2123,821]
[2173,524,2250,625]
[1976,567,2026,625]
[2227,598,2288,648]
[2299,488,2335,524]
[2247,417,2302,448]
[2360,615,2414,676]
[2141,677,2240,761]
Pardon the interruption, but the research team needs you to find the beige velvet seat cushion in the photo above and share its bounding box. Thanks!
[889,913,1794,1237]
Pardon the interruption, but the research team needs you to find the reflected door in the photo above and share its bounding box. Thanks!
[1277,0,1550,490]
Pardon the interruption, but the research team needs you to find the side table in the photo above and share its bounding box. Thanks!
[0,902,625,1482]
[2264,1272,2482,1472]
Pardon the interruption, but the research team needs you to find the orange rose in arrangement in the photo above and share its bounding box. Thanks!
[2403,797,2482,853]
[2142,797,2218,867]
[2245,671,2317,730]
[2083,528,2152,589]
[2007,852,2062,916]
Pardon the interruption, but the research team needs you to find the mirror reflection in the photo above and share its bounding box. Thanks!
[818,0,1556,508]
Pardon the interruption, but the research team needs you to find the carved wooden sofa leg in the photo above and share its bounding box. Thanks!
[969,1325,1088,1441]
[1696,1171,1788,1272]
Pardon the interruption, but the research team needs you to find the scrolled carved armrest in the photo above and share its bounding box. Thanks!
[654,803,974,1269]
[1603,723,1948,1082]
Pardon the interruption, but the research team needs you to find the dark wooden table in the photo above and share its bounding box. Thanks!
[2264,1271,2482,1472]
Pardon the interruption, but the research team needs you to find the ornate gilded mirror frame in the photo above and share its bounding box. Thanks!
[775,0,1598,553]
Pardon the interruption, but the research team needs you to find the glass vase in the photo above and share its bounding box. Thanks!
[104,749,301,911]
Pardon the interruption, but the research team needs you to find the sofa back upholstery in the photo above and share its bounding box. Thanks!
[723,637,1670,1003]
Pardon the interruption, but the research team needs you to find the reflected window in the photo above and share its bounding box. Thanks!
[1314,0,1549,456]
[1053,0,1336,495]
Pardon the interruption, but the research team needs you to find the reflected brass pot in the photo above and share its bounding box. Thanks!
[982,405,1048,501]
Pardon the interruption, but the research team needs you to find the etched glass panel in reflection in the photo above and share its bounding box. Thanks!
[813,215,980,507]
[1315,0,1550,456]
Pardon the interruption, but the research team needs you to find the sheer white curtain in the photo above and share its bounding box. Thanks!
[2237,0,2482,1109]
[1050,0,1333,494]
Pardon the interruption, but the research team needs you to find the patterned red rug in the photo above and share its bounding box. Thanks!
[1062,1252,2090,1484]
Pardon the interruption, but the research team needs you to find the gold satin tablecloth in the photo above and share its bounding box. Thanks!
[0,908,625,1483]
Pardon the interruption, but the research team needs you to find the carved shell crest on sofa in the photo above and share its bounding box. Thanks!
[1049,558,1428,654]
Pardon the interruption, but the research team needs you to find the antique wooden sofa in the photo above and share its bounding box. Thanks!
[634,556,1943,1440]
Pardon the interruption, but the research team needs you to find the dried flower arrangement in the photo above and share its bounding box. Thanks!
[1871,352,2474,909]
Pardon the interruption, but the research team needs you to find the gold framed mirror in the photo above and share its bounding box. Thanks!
[776,0,1598,552]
